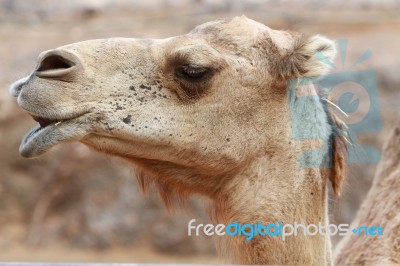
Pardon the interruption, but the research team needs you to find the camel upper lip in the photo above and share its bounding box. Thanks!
[26,107,90,127]
[28,112,81,129]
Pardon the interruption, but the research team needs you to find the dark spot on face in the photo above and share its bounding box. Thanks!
[140,84,151,91]
[149,80,158,86]
[137,97,144,102]
[226,138,230,142]
[122,115,132,124]
[129,85,135,91]
[104,122,115,131]
[311,192,314,195]
[169,134,173,137]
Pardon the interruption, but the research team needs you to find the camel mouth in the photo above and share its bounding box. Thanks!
[32,115,62,128]
[20,112,89,158]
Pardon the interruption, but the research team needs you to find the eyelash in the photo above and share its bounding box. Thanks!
[176,65,212,82]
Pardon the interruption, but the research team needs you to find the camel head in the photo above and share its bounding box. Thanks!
[10,16,337,200]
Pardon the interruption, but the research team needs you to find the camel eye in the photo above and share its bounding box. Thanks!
[176,65,211,82]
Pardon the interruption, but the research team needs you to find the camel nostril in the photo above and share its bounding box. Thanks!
[35,51,78,79]
[37,54,74,72]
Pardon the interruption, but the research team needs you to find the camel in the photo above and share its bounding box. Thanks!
[334,121,400,265]
[10,16,347,265]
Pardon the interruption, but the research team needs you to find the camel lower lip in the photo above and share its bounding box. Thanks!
[20,122,60,157]
[19,113,90,158]
[23,124,45,144]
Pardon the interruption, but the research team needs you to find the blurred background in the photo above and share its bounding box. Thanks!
[0,0,399,263]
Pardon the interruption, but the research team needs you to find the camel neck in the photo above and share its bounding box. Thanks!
[213,153,332,265]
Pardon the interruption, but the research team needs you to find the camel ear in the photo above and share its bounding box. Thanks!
[280,35,336,78]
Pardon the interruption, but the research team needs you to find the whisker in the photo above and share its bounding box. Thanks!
[323,98,349,118]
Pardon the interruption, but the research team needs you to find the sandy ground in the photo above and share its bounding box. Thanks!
[0,246,219,264]
[0,223,219,263]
